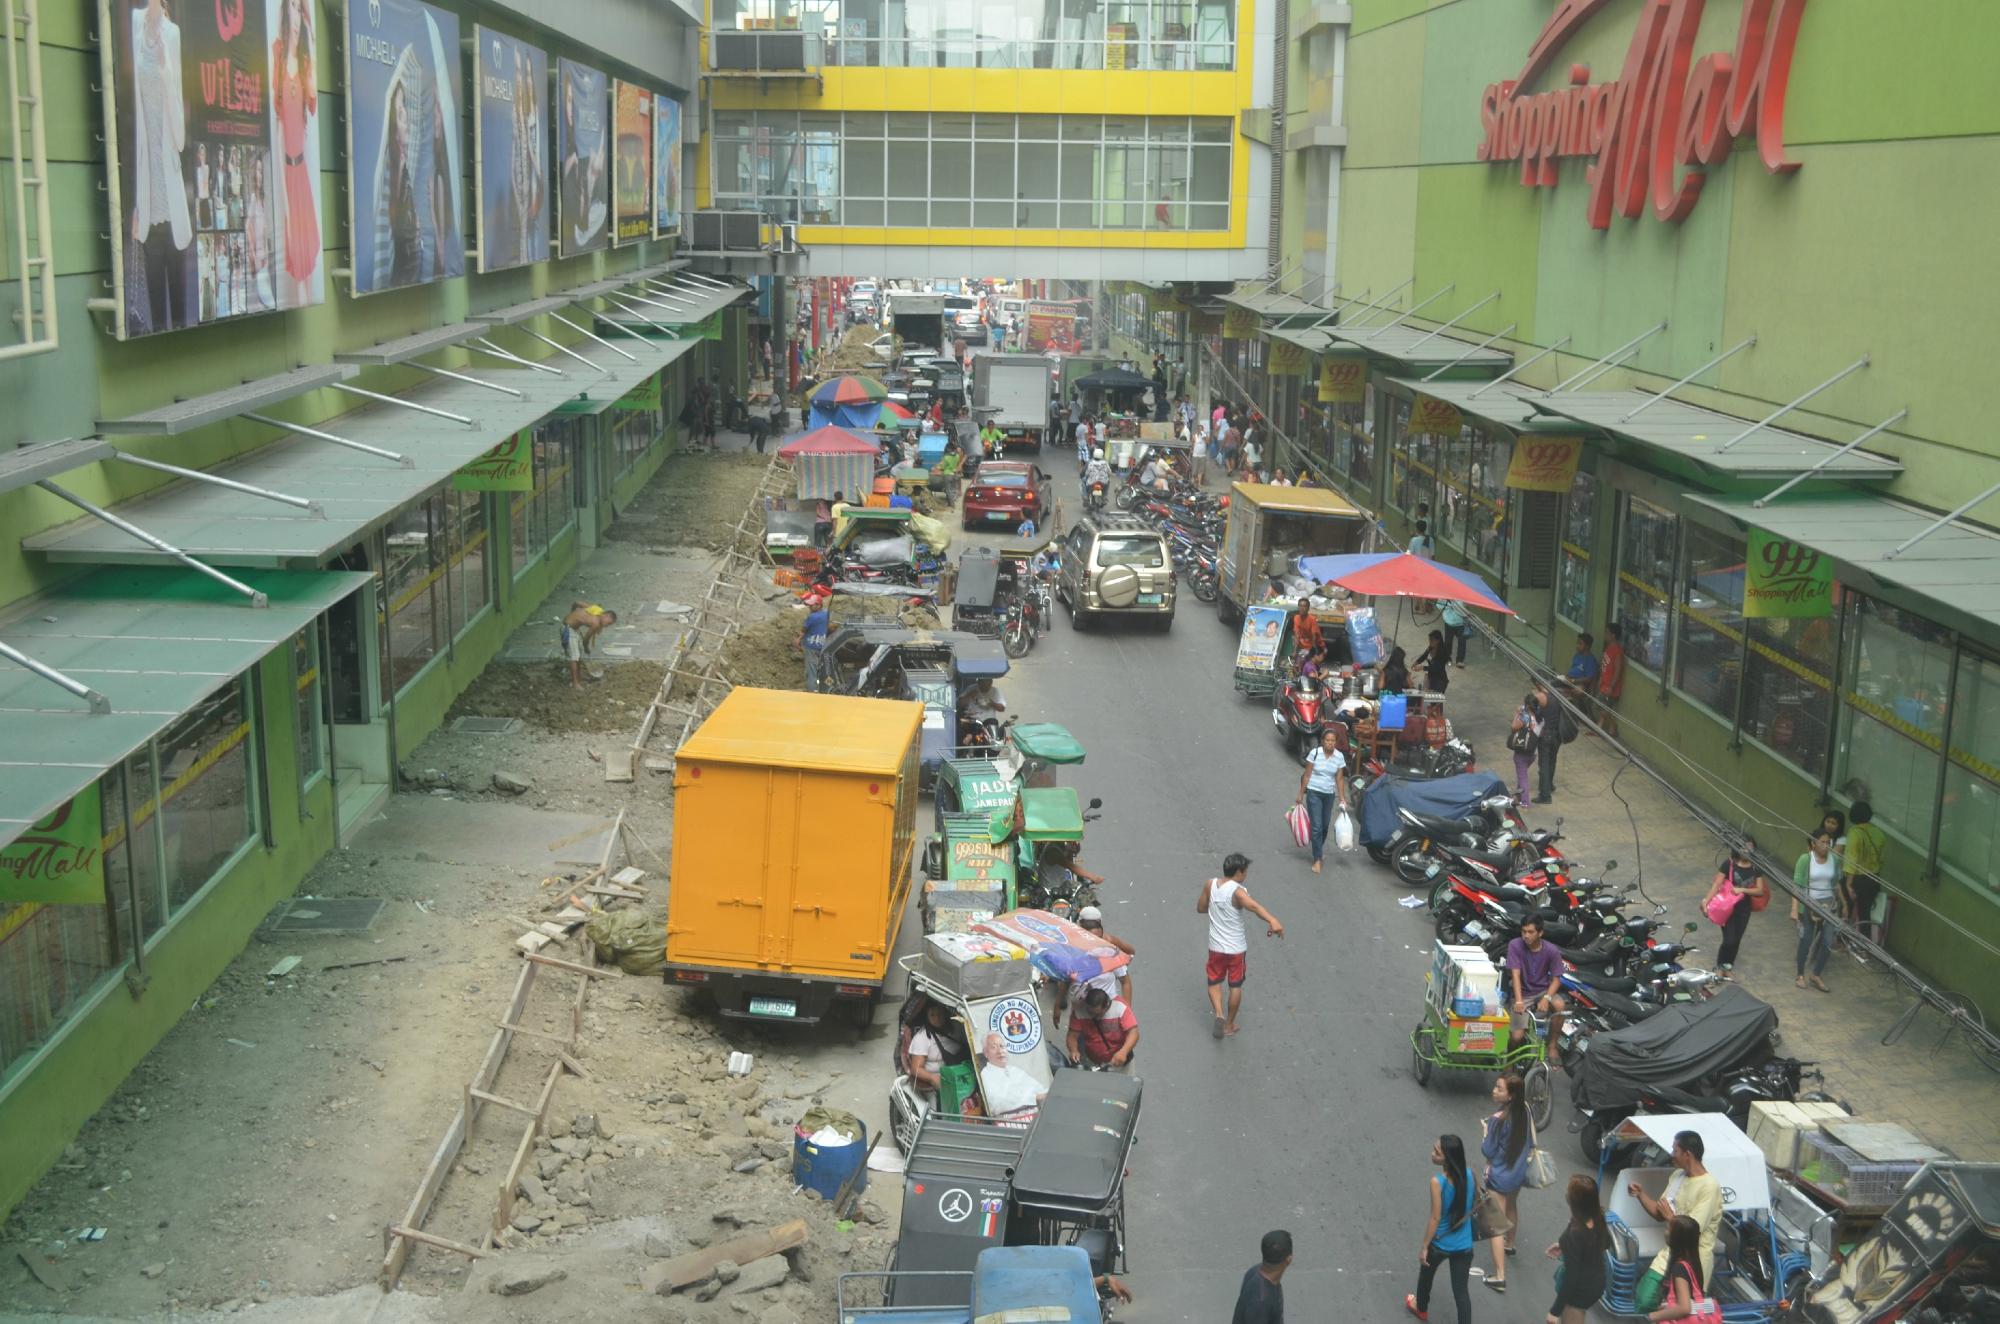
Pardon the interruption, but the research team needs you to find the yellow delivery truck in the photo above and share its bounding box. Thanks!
[666,687,923,1024]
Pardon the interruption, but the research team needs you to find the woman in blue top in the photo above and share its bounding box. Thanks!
[1478,1069,1531,1291]
[1405,1134,1476,1324]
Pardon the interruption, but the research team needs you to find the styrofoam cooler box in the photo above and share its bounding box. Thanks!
[1748,1100,1852,1171]
[921,931,1031,999]
[1430,942,1489,1013]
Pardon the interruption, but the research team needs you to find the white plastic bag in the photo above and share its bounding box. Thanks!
[1332,808,1357,854]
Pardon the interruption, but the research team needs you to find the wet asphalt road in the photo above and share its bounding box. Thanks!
[995,469,1563,1324]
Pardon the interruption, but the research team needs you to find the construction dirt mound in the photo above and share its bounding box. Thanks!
[449,660,667,733]
[606,450,774,553]
[717,596,943,693]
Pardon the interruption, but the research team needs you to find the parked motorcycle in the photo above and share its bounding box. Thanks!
[1271,659,1330,756]
[1387,797,1534,884]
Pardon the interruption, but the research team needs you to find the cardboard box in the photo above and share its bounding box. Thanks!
[921,931,1031,999]
[1749,1100,1853,1171]
[1445,1015,1510,1055]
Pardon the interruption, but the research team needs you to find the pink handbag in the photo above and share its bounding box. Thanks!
[1704,880,1741,926]
[1286,803,1309,849]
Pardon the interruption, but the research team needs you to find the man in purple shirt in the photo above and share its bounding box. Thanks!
[1505,915,1567,1063]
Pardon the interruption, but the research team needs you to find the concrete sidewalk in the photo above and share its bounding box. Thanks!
[1380,622,1999,1163]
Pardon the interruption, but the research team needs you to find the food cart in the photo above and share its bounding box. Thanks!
[1411,939,1553,1127]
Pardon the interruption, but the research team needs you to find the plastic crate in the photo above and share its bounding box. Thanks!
[1796,1130,1921,1212]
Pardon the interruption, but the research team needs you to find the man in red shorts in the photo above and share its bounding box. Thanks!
[1196,853,1285,1038]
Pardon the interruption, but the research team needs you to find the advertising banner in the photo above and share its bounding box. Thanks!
[1024,301,1079,353]
[1235,604,1288,673]
[1270,340,1307,375]
[620,376,662,410]
[1502,436,1585,492]
[1223,306,1259,339]
[652,96,682,237]
[0,795,106,906]
[556,58,610,256]
[473,27,548,273]
[345,0,463,296]
[1746,530,1834,619]
[1318,358,1366,404]
[612,80,652,245]
[452,431,534,491]
[1410,396,1463,435]
[101,0,327,338]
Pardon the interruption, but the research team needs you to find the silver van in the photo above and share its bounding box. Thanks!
[1056,513,1176,630]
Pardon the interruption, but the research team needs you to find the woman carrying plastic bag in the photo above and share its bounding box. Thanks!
[1293,727,1352,874]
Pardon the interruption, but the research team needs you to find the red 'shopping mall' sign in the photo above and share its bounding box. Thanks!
[1477,0,1807,229]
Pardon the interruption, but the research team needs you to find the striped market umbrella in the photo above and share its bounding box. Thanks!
[810,375,890,407]
[778,425,880,501]
[880,399,915,420]
[1296,552,1515,614]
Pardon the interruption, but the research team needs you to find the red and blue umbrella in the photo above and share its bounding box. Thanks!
[810,375,889,407]
[1297,552,1514,614]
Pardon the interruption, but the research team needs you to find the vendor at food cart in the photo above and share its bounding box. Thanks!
[976,1032,1046,1119]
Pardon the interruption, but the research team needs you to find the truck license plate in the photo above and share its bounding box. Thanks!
[748,997,797,1018]
[1138,593,1162,604]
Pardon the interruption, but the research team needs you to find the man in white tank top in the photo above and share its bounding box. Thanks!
[1196,853,1285,1038]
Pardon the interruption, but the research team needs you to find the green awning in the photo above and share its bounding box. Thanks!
[548,336,699,416]
[0,567,372,848]
[1016,787,1085,840]
[1383,377,1553,432]
[1009,723,1087,765]
[1219,288,1326,325]
[1686,492,2000,639]
[1528,391,1903,481]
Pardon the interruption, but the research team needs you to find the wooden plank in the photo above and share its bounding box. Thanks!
[387,1225,489,1260]
[380,960,536,1290]
[650,1219,810,1292]
[514,932,551,955]
[521,950,618,979]
[496,1020,575,1045]
[492,1060,564,1241]
[557,1050,590,1079]
[585,884,646,900]
[611,866,648,887]
[468,1087,540,1116]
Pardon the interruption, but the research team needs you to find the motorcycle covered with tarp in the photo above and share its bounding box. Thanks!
[1357,770,1510,863]
[1570,984,1780,1154]
[1781,1161,2000,1324]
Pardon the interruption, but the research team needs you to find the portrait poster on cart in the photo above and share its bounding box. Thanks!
[344,0,464,295]
[101,0,326,338]
[612,80,652,245]
[473,26,548,273]
[556,57,610,256]
[653,96,682,237]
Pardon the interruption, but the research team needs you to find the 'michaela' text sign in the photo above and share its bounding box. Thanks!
[1477,0,1807,229]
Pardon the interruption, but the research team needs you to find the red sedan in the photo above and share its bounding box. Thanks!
[961,461,1051,531]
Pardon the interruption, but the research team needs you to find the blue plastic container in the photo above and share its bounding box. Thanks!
[1378,692,1408,730]
[1452,996,1485,1017]
[793,1120,868,1201]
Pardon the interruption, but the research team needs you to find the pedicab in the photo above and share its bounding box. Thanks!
[950,548,1005,639]
[1411,938,1554,1128]
[838,1245,1102,1324]
[1587,1113,1809,1321]
[933,721,1088,833]
[1781,1161,2000,1324]
[921,811,1017,936]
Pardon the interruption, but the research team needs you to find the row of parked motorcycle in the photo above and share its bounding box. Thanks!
[1084,455,1225,603]
[1353,764,1837,1158]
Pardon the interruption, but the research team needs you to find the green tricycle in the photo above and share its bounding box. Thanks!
[1410,975,1555,1130]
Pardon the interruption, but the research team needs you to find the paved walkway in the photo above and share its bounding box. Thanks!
[1377,619,1999,1162]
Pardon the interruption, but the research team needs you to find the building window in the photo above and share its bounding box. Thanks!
[1614,495,1677,674]
[1556,469,1597,629]
[1461,427,1510,574]
[1739,606,1839,781]
[292,629,324,790]
[1836,594,1950,850]
[609,377,666,478]
[795,0,1236,72]
[0,884,118,1085]
[1940,649,2000,893]
[511,418,583,580]
[385,495,446,692]
[711,112,1231,230]
[448,490,490,639]
[159,679,256,916]
[1673,524,1746,720]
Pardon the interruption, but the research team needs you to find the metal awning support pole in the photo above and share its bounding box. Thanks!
[1754,408,1910,508]
[1715,355,1871,452]
[109,452,323,515]
[1341,277,1416,329]
[331,381,475,427]
[1404,290,1504,349]
[1472,336,1570,396]
[36,480,271,605]
[1305,286,1363,332]
[603,296,676,338]
[470,338,566,376]
[1884,475,2000,560]
[1421,322,1519,382]
[1619,335,1758,422]
[411,361,524,398]
[1253,258,1305,295]
[241,412,415,467]
[521,328,607,374]
[550,311,639,362]
[628,288,699,314]
[640,280,699,304]
[1356,283,1455,336]
[675,271,731,290]
[0,639,110,713]
[1547,322,1668,393]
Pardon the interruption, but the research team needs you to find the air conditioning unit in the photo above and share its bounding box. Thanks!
[689,211,764,251]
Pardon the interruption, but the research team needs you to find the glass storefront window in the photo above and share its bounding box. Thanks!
[1674,525,1746,718]
[0,885,118,1083]
[385,495,444,691]
[1556,470,1596,629]
[292,629,323,788]
[1940,650,2000,892]
[450,489,490,637]
[159,679,255,915]
[1614,496,1677,673]
[1742,608,1839,780]
[511,419,582,580]
[1464,430,1510,573]
[609,379,666,477]
[1835,594,1951,849]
